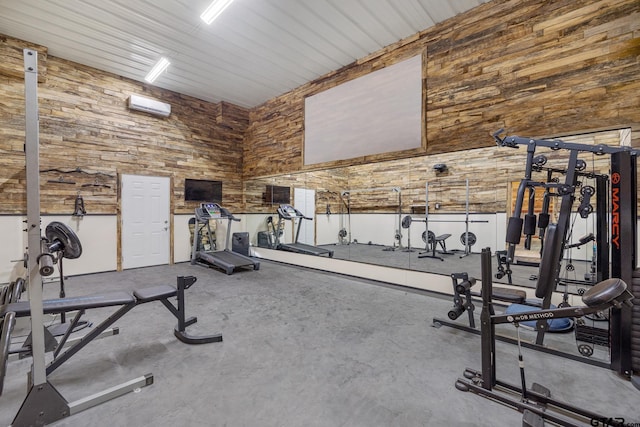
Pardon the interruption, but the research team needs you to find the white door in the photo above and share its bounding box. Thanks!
[294,188,315,245]
[121,174,170,269]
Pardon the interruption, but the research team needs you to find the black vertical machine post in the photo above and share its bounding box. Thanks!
[610,151,638,386]
[495,130,638,350]
[594,174,610,283]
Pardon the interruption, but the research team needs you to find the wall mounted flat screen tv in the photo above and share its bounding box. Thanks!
[264,185,290,204]
[184,179,222,202]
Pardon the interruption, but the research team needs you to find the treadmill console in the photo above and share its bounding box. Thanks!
[278,204,298,219]
[200,203,222,219]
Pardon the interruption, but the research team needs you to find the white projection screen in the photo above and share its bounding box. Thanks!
[304,55,422,166]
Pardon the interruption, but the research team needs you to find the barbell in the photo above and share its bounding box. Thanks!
[402,215,488,229]
[402,216,478,248]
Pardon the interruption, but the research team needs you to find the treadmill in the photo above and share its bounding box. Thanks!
[275,204,333,257]
[191,203,260,274]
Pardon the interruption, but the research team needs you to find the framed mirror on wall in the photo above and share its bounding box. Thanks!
[244,127,635,366]
[246,127,633,290]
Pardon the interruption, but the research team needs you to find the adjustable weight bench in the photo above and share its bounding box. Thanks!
[1,275,221,426]
[418,232,453,261]
[0,275,221,376]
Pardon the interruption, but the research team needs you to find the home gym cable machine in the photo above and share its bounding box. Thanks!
[454,130,638,426]
[434,130,638,369]
[493,129,637,377]
[520,159,609,288]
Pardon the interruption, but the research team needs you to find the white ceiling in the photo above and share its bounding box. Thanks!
[0,0,489,108]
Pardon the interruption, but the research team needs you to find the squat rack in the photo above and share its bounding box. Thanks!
[12,49,152,426]
[424,179,488,257]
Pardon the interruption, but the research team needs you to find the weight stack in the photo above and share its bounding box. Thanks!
[232,232,250,256]
[632,269,640,373]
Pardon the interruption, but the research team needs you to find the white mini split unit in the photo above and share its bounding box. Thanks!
[128,94,171,117]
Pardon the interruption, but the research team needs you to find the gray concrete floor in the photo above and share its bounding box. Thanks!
[1,260,637,426]
[321,243,594,291]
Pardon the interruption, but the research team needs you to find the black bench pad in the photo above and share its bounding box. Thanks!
[492,287,526,304]
[435,234,451,241]
[133,285,176,303]
[1,291,135,318]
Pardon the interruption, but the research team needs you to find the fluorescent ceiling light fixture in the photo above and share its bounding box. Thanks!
[200,0,234,25]
[145,57,170,83]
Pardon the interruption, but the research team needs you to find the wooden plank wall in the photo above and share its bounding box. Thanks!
[0,35,249,216]
[243,0,640,213]
[1,0,638,220]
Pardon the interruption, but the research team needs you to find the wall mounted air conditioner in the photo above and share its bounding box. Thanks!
[128,94,171,117]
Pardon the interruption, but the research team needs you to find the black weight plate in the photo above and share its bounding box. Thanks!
[45,221,83,259]
[460,232,476,246]
[422,230,435,244]
[402,215,412,229]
